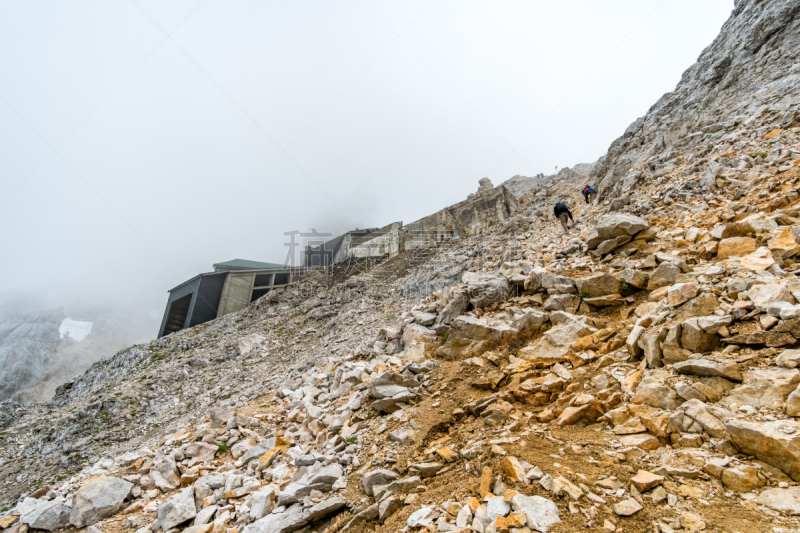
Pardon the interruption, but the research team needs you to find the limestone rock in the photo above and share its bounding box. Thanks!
[613,498,642,516]
[70,476,133,528]
[620,269,649,290]
[407,506,433,528]
[249,487,278,520]
[740,247,776,271]
[575,273,620,297]
[360,469,400,497]
[667,283,699,307]
[277,463,343,505]
[151,455,181,491]
[680,399,729,438]
[673,359,742,382]
[770,227,800,259]
[408,462,444,479]
[756,486,800,515]
[209,407,233,428]
[748,283,793,309]
[378,496,402,523]
[721,465,765,493]
[723,330,796,347]
[498,457,527,483]
[679,318,720,353]
[778,349,800,369]
[647,263,680,291]
[509,493,560,533]
[726,419,800,481]
[462,272,512,308]
[717,237,757,259]
[722,367,800,408]
[629,470,664,492]
[21,500,70,531]
[586,214,650,250]
[304,497,346,523]
[242,504,307,533]
[156,486,197,531]
[402,323,437,346]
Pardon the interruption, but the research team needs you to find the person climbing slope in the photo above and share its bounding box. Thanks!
[553,202,574,234]
[582,185,596,204]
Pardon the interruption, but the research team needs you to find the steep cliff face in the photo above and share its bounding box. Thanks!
[594,0,800,196]
[0,310,64,403]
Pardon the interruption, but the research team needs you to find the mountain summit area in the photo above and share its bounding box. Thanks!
[3,1,800,532]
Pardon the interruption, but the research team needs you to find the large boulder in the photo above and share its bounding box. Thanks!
[520,314,595,363]
[586,214,650,250]
[717,237,757,259]
[575,273,620,297]
[277,463,344,506]
[679,318,720,353]
[402,324,437,346]
[722,368,800,408]
[157,487,197,531]
[748,283,793,309]
[150,455,181,491]
[647,263,680,291]
[462,272,512,308]
[70,476,133,528]
[672,359,742,382]
[726,419,800,481]
[21,500,70,531]
[510,493,560,532]
[360,469,400,497]
[756,487,800,515]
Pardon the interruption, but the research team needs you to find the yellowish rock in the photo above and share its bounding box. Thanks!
[717,237,756,259]
[498,457,527,483]
[740,247,776,271]
[480,467,493,497]
[0,516,19,529]
[436,447,457,462]
[769,227,800,259]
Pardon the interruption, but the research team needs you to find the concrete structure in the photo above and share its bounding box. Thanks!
[158,259,308,338]
[304,228,379,268]
[403,185,519,240]
[304,185,519,266]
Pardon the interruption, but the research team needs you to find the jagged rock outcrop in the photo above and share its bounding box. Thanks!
[593,0,800,199]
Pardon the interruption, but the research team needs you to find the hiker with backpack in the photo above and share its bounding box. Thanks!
[554,203,574,234]
[582,185,596,204]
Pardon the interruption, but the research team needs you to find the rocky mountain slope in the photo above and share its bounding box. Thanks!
[500,162,597,200]
[0,306,151,405]
[593,0,800,201]
[4,1,800,532]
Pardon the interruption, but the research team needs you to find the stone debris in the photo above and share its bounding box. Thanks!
[5,3,800,532]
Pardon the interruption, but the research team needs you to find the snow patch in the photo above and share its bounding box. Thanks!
[59,318,93,341]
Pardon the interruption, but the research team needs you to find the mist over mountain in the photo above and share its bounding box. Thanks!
[0,291,158,404]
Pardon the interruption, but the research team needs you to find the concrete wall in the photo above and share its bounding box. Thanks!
[342,222,403,260]
[217,272,257,317]
[404,185,519,241]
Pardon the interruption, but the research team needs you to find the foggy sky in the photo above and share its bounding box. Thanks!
[0,0,734,340]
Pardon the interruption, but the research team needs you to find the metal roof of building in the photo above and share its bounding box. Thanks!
[212,258,288,272]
